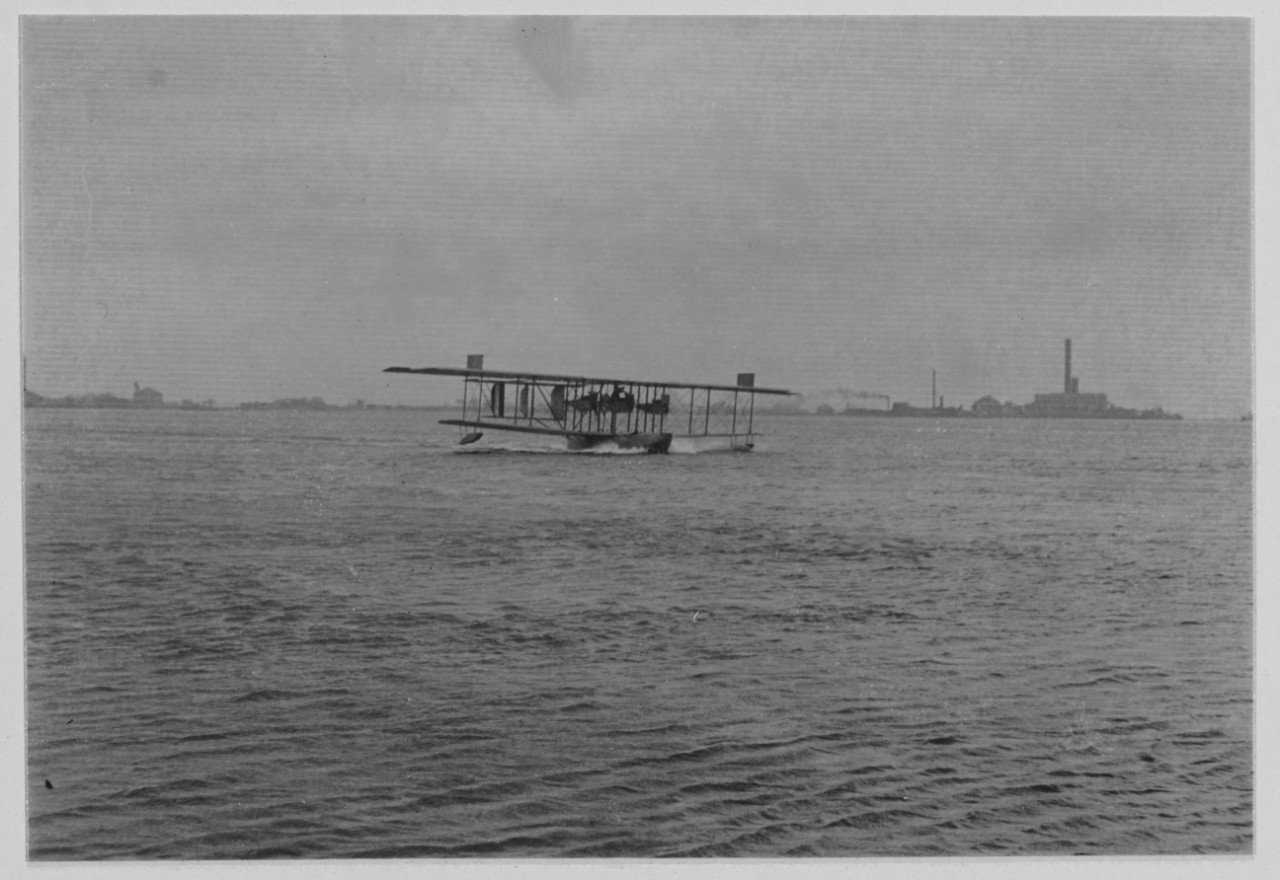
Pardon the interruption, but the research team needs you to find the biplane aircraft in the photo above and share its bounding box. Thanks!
[384,355,794,453]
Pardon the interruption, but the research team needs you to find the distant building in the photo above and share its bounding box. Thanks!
[888,400,962,417]
[132,382,164,407]
[963,340,1179,419]
[1024,391,1110,417]
[971,395,1004,417]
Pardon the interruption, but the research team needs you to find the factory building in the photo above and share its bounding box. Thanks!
[1025,390,1110,416]
[964,338,1178,419]
[1022,338,1110,417]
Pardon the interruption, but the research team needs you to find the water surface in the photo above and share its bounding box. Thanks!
[24,410,1253,857]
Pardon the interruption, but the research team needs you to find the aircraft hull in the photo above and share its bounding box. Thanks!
[568,432,673,454]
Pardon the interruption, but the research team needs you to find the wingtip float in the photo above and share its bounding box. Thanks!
[384,355,793,453]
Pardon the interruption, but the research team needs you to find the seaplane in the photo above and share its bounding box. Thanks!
[383,355,794,453]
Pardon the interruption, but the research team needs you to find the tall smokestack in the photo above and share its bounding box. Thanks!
[932,370,937,409]
[1064,338,1072,394]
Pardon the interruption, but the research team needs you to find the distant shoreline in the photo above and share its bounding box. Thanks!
[22,393,454,413]
[19,397,1240,421]
[24,386,1224,421]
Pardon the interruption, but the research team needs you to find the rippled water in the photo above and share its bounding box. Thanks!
[23,409,1252,858]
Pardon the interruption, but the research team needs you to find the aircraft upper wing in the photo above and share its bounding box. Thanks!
[383,365,794,395]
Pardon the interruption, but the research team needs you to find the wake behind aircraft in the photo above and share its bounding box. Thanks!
[384,355,794,453]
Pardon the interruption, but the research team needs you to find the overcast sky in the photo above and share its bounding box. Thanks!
[20,15,1252,416]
